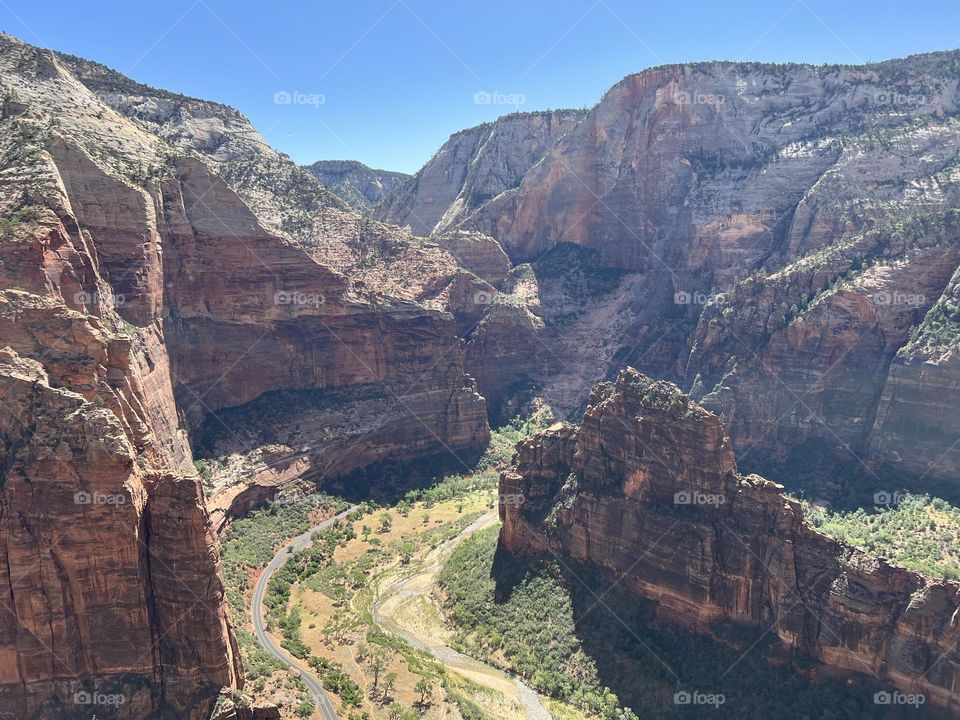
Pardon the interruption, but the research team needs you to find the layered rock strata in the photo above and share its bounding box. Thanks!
[0,33,490,718]
[501,368,960,711]
[397,52,960,488]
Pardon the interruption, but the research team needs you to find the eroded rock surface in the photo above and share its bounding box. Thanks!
[0,34,489,718]
[377,110,587,236]
[500,368,960,711]
[405,53,960,490]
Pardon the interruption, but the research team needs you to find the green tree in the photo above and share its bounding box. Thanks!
[367,648,388,693]
[382,671,397,700]
[415,677,432,707]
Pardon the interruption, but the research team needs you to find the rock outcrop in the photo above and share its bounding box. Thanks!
[0,349,241,719]
[434,230,511,289]
[305,159,409,212]
[402,52,960,492]
[376,110,587,236]
[0,33,489,718]
[500,369,960,711]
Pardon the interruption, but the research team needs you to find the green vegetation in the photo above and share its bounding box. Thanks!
[439,526,637,720]
[264,520,357,658]
[193,459,214,491]
[439,526,937,719]
[216,490,352,711]
[475,406,554,471]
[910,295,960,352]
[219,493,350,618]
[804,493,960,579]
[0,204,42,239]
[219,410,555,715]
[309,656,363,708]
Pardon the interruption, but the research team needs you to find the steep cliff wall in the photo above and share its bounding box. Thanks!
[376,110,587,236]
[500,368,960,711]
[0,34,489,718]
[408,53,960,489]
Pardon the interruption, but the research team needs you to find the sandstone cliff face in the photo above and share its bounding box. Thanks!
[461,244,637,421]
[56,49,489,313]
[49,38,492,485]
[500,369,960,711]
[305,160,409,212]
[376,110,587,236]
[480,56,960,267]
[0,34,489,718]
[434,230,511,289]
[867,266,960,483]
[0,350,240,719]
[406,53,960,491]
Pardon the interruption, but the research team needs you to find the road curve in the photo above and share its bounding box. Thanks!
[251,507,357,720]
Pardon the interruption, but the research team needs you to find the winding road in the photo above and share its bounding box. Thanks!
[251,507,356,720]
[252,506,552,720]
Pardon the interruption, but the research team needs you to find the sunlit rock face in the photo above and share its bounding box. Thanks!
[377,109,587,237]
[409,52,960,488]
[501,369,960,712]
[0,34,489,718]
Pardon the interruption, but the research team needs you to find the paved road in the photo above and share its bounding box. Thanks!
[251,507,356,720]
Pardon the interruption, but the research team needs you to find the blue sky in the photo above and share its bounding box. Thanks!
[3,0,959,173]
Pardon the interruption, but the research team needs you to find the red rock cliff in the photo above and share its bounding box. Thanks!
[0,34,489,719]
[500,368,960,711]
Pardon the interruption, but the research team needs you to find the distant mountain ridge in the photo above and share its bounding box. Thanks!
[376,109,588,235]
[306,159,409,211]
[400,48,960,499]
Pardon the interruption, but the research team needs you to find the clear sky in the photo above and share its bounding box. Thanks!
[3,0,959,174]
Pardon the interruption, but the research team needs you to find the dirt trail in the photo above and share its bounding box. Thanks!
[371,513,553,720]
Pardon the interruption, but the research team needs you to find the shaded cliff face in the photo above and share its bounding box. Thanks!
[376,110,587,236]
[417,53,960,492]
[306,159,409,212]
[51,39,492,494]
[0,34,489,718]
[500,369,960,711]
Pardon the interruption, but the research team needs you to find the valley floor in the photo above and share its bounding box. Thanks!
[216,414,960,720]
[280,483,584,720]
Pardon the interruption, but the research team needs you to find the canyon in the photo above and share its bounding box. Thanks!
[383,53,960,498]
[0,34,489,719]
[1,27,960,720]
